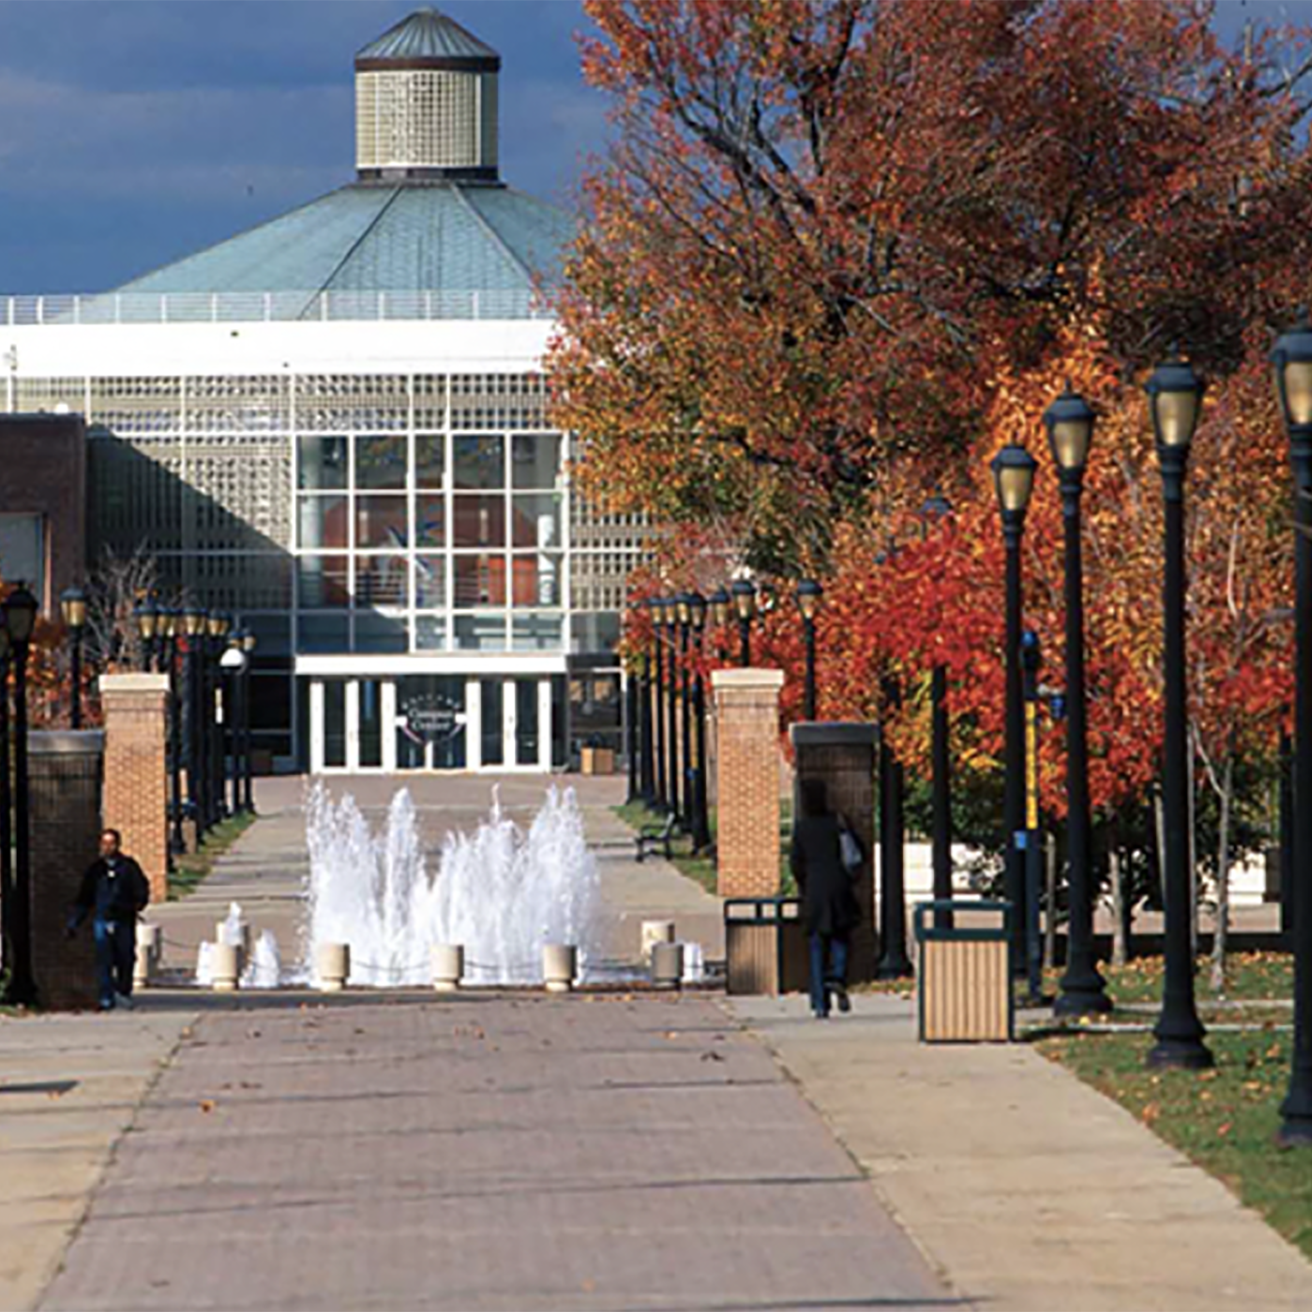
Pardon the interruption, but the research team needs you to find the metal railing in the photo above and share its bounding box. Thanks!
[0,289,553,326]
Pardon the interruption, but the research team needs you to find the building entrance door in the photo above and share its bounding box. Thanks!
[309,674,556,773]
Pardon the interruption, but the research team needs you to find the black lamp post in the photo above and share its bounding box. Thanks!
[662,599,681,822]
[676,593,694,834]
[876,676,913,979]
[1044,384,1112,1017]
[646,599,667,810]
[0,623,12,998]
[797,579,823,720]
[1273,314,1312,1139]
[222,635,247,819]
[60,586,88,729]
[688,590,711,852]
[991,444,1038,977]
[208,611,231,825]
[625,629,640,806]
[160,607,186,855]
[1145,353,1212,1070]
[134,597,159,673]
[183,604,208,840]
[732,579,756,667]
[241,630,257,813]
[4,584,39,1006]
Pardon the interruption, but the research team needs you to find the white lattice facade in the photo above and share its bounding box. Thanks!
[356,69,497,174]
[2,320,648,771]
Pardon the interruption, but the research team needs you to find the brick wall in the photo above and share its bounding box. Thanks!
[100,674,169,904]
[0,414,87,613]
[711,669,784,898]
[791,724,879,982]
[30,730,103,1010]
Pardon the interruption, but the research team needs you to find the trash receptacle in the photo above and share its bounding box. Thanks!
[913,900,1013,1043]
[724,897,808,995]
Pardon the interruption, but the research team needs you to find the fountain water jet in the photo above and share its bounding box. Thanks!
[303,784,603,987]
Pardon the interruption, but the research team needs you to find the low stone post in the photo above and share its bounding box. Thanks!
[30,731,104,1010]
[100,673,170,904]
[711,669,784,898]
[791,723,879,983]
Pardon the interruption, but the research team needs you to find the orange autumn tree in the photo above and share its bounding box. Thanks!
[551,0,1312,571]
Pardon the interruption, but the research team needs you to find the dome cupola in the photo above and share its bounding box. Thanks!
[355,8,500,183]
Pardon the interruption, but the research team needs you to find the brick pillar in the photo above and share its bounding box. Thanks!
[30,730,104,1010]
[791,723,879,982]
[711,669,784,898]
[100,673,170,904]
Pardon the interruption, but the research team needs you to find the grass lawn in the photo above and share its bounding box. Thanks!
[1087,952,1292,1005]
[1039,1026,1312,1261]
[168,811,257,900]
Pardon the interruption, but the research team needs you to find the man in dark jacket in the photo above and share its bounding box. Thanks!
[790,779,861,1019]
[67,829,150,1011]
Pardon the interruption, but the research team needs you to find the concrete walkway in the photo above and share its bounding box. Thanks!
[0,1009,198,1312]
[37,994,953,1312]
[731,994,1312,1312]
[150,776,723,978]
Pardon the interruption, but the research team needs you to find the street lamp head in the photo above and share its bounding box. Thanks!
[990,445,1038,522]
[242,630,257,655]
[709,587,731,627]
[1145,354,1205,454]
[675,592,693,627]
[207,611,228,639]
[731,578,757,622]
[688,590,708,630]
[133,596,159,642]
[60,585,88,632]
[1043,382,1096,474]
[1271,310,1312,432]
[183,604,208,637]
[796,578,824,622]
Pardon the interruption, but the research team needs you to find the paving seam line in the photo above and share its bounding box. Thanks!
[715,999,975,1310]
[32,1013,200,1312]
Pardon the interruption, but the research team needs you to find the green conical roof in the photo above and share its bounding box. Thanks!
[356,8,499,67]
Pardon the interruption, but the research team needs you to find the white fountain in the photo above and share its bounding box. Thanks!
[302,784,604,987]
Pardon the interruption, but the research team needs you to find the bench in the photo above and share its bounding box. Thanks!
[635,813,677,863]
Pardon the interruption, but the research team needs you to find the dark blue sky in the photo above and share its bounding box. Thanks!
[0,0,1304,293]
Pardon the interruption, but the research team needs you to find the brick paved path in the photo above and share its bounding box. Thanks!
[40,996,953,1311]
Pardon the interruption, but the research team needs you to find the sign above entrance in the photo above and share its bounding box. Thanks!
[401,692,463,744]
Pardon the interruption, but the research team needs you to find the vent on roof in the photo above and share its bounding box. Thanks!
[355,8,500,183]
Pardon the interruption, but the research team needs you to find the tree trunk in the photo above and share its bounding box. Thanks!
[1209,750,1236,997]
[1110,843,1127,968]
[1153,786,1167,911]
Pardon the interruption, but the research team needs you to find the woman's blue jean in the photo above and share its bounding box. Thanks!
[809,932,849,1017]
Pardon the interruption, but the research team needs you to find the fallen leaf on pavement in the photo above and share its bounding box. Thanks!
[199,1100,216,1114]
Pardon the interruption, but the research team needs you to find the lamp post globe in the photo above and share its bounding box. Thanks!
[710,587,731,631]
[60,586,88,730]
[1273,312,1312,1142]
[1145,353,1212,1070]
[731,579,757,667]
[1043,385,1112,1018]
[990,444,1037,978]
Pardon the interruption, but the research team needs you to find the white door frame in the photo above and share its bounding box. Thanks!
[309,673,557,774]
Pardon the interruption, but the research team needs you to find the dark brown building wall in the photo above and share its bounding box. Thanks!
[0,414,87,613]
